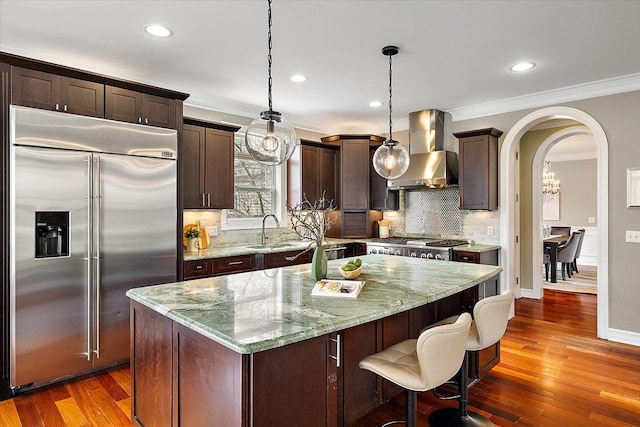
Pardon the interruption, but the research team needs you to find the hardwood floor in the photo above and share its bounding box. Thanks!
[0,368,134,426]
[2,290,639,426]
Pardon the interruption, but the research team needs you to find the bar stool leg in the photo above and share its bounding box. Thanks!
[428,353,495,426]
[381,389,416,427]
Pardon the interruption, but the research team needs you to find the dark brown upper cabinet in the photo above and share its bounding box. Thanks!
[287,141,338,208]
[182,119,240,209]
[455,128,503,210]
[105,86,176,129]
[320,135,385,239]
[11,66,104,118]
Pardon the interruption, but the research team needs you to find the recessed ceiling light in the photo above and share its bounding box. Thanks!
[509,61,536,72]
[290,74,307,82]
[144,24,173,38]
[369,101,382,108]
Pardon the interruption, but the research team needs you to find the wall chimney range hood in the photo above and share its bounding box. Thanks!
[387,109,459,190]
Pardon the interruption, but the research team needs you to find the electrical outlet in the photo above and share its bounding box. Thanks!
[626,231,640,243]
[487,226,494,236]
[588,217,596,224]
[206,226,218,237]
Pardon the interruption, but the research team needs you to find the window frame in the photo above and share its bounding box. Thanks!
[221,131,287,230]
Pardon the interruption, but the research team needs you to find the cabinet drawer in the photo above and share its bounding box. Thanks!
[184,259,212,279]
[213,255,256,276]
[454,251,480,263]
[264,250,312,269]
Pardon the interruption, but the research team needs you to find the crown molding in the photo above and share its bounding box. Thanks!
[448,73,640,122]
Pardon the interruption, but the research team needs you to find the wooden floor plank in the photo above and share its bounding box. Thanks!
[0,399,22,427]
[13,394,44,427]
[55,397,90,427]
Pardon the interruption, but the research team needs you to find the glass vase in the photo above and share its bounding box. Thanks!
[311,244,327,281]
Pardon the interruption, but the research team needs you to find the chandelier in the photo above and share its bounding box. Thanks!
[543,161,561,195]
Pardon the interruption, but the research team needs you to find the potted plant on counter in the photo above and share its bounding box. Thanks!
[286,195,336,280]
[185,227,201,252]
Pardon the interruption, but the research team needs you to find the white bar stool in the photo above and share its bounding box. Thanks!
[429,289,514,427]
[359,312,473,427]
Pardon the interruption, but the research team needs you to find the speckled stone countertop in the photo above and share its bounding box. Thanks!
[183,238,366,261]
[127,254,502,354]
[452,243,501,253]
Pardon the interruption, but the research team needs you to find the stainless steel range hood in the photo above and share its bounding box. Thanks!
[387,109,458,189]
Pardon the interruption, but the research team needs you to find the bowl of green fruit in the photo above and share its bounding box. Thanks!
[339,258,363,279]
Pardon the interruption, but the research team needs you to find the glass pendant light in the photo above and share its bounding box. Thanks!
[372,45,410,179]
[245,0,298,166]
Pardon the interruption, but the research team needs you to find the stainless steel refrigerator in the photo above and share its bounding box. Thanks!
[9,105,177,390]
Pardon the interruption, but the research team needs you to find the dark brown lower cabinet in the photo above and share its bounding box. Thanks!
[131,301,172,427]
[174,323,247,427]
[252,334,338,427]
[342,321,378,424]
[131,283,496,426]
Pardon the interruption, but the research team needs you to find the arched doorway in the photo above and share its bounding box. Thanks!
[531,126,596,297]
[499,107,609,339]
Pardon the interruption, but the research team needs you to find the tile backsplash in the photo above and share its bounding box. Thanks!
[381,189,501,244]
[405,188,461,236]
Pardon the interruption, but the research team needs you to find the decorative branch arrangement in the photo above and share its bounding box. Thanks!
[285,194,337,261]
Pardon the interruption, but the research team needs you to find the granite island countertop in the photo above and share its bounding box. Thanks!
[127,254,502,354]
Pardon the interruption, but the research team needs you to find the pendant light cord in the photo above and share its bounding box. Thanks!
[388,52,393,141]
[267,0,273,112]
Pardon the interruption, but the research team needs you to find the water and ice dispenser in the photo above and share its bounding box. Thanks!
[35,211,69,258]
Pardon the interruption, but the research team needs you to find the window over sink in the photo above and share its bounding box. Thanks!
[222,129,286,230]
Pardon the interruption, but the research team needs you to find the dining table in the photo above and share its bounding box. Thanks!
[544,235,569,283]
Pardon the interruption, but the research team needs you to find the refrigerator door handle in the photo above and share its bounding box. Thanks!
[85,157,93,361]
[94,156,101,359]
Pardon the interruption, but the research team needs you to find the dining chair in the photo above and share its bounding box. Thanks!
[557,231,582,280]
[572,228,586,273]
[550,226,571,236]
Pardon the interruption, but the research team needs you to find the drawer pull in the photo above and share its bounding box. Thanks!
[228,261,244,266]
[195,265,204,270]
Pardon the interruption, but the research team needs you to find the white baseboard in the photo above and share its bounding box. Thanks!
[519,288,536,299]
[607,328,640,347]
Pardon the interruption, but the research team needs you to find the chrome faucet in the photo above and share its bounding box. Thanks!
[261,214,280,245]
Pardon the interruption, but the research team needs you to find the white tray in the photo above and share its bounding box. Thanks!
[311,279,365,298]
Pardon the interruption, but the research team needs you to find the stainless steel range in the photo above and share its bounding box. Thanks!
[366,238,468,261]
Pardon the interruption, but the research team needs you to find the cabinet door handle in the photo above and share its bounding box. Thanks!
[64,104,68,112]
[201,193,206,207]
[138,117,142,124]
[329,333,341,367]
[228,261,244,266]
[207,193,211,207]
[55,103,60,111]
[145,118,149,125]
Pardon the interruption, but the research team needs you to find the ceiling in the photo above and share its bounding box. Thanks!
[1,0,640,135]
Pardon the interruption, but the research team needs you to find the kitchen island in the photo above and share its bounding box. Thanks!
[127,254,502,427]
